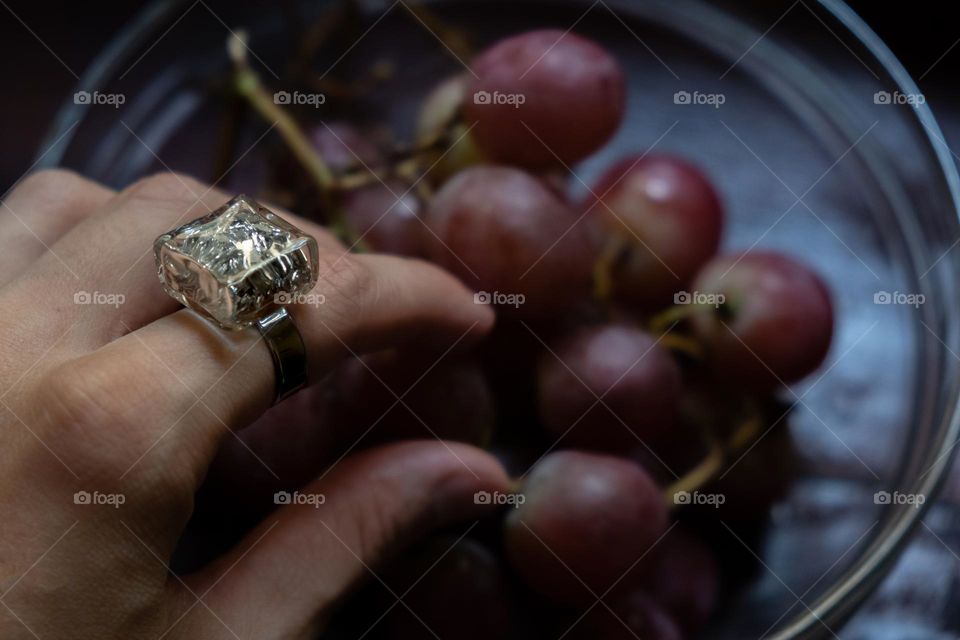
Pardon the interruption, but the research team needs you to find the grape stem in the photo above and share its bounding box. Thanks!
[649,302,715,334]
[229,33,334,193]
[663,441,724,500]
[592,234,628,304]
[657,333,703,359]
[335,153,428,191]
[333,124,464,192]
[227,31,363,247]
[303,60,396,101]
[662,408,765,507]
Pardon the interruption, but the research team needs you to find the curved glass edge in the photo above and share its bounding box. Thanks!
[34,0,192,169]
[768,4,960,638]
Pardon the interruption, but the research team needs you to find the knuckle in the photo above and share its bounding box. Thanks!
[43,359,115,429]
[38,359,148,476]
[123,172,207,204]
[10,169,108,216]
[16,168,78,196]
[36,360,198,504]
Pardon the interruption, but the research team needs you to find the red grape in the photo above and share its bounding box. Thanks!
[587,154,724,310]
[309,120,384,174]
[641,529,719,634]
[689,251,833,389]
[244,50,841,625]
[340,178,426,256]
[569,591,682,640]
[538,323,682,449]
[425,166,596,318]
[464,30,626,170]
[332,351,495,448]
[375,536,513,640]
[505,450,667,605]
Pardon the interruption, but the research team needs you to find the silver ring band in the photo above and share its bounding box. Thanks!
[256,307,308,403]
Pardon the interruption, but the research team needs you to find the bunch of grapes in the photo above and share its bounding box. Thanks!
[258,26,834,640]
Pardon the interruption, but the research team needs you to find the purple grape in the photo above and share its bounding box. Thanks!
[332,351,495,448]
[309,120,384,174]
[538,323,682,450]
[690,251,833,389]
[426,166,596,319]
[569,591,682,640]
[375,537,513,640]
[587,154,724,310]
[641,529,719,634]
[505,450,667,605]
[463,30,626,170]
[340,178,426,256]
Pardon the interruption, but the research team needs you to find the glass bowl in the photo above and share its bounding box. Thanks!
[37,0,960,637]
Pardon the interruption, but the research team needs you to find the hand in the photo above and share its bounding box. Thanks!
[0,170,508,639]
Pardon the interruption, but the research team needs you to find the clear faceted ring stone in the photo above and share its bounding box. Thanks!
[154,195,319,330]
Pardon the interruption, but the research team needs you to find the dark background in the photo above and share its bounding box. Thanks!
[0,1,956,191]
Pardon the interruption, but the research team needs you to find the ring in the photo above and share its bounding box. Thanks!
[154,195,318,401]
[256,307,309,402]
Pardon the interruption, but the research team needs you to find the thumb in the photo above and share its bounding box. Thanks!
[176,441,510,640]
